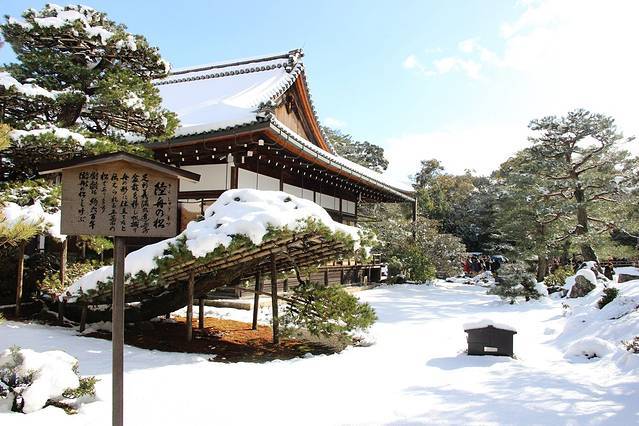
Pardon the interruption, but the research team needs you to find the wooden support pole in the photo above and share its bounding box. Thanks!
[79,304,88,333]
[252,271,260,330]
[283,277,289,293]
[198,298,204,330]
[186,271,194,342]
[15,241,26,318]
[271,255,279,344]
[324,269,329,286]
[112,236,126,426]
[58,300,65,325]
[60,239,67,289]
[340,269,344,285]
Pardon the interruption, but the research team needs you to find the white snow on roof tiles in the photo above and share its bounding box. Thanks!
[155,52,413,196]
[156,56,295,137]
[271,119,414,195]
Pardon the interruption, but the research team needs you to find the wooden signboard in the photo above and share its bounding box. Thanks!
[41,152,199,426]
[60,161,178,238]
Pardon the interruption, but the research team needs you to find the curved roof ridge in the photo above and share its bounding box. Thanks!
[156,49,303,86]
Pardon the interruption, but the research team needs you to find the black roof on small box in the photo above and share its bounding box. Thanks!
[39,151,201,182]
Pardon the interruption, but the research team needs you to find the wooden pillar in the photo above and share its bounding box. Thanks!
[58,300,65,325]
[340,269,344,285]
[60,239,67,289]
[186,271,194,342]
[283,277,289,293]
[252,271,260,330]
[198,298,205,330]
[230,165,239,189]
[324,269,329,286]
[271,256,279,344]
[79,304,88,332]
[112,236,126,426]
[15,241,26,317]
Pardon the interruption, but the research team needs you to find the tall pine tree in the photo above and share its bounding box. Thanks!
[500,109,638,264]
[0,4,178,182]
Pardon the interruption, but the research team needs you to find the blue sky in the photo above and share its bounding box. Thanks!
[2,1,637,184]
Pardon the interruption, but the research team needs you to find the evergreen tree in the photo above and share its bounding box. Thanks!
[371,215,465,280]
[412,159,497,252]
[322,126,389,172]
[513,109,638,261]
[0,4,178,301]
[494,149,571,280]
[488,262,541,304]
[0,4,178,182]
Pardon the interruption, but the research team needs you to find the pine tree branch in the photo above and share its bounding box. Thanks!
[587,192,617,203]
[574,163,602,176]
[572,139,607,171]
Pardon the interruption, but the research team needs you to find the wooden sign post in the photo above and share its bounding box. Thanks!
[41,152,199,426]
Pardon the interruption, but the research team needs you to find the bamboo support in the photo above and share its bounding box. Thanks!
[15,241,26,318]
[271,254,279,345]
[186,271,194,342]
[198,298,204,330]
[252,271,260,330]
[79,304,88,332]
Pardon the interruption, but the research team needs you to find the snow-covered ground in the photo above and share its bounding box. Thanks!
[1,281,638,425]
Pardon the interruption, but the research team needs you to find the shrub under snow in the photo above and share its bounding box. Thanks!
[0,347,96,414]
[565,337,616,359]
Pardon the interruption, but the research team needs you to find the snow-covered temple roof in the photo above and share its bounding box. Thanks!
[155,50,330,144]
[154,49,414,197]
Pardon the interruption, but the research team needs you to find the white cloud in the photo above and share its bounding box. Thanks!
[402,54,419,70]
[382,124,529,184]
[433,57,482,79]
[393,0,639,177]
[458,38,478,53]
[323,117,346,129]
[403,54,479,79]
[495,0,639,138]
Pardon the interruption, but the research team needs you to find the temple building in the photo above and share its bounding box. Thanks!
[149,49,414,223]
[147,49,415,288]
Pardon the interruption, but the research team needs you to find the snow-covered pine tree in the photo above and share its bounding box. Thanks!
[518,109,638,262]
[489,262,541,304]
[0,4,178,182]
[0,4,178,304]
[494,149,572,281]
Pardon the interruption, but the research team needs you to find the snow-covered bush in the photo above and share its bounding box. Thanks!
[281,283,377,343]
[489,262,541,304]
[0,346,96,414]
[623,336,639,354]
[597,287,619,309]
[565,337,615,359]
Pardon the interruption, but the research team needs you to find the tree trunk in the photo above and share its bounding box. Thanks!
[15,242,26,317]
[536,256,548,283]
[574,185,597,261]
[581,245,598,262]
